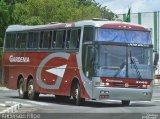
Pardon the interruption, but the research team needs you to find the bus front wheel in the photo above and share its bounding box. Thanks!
[73,83,85,105]
[27,79,39,100]
[18,78,28,99]
[122,100,130,106]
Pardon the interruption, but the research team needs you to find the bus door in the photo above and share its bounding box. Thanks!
[84,45,95,97]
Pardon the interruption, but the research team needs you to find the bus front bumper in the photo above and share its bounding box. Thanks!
[92,87,153,101]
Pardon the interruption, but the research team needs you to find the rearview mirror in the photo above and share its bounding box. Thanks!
[154,53,159,66]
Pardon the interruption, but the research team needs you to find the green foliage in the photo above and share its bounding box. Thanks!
[13,0,116,24]
[0,0,9,46]
[0,0,9,25]
[124,8,131,22]
[0,0,116,47]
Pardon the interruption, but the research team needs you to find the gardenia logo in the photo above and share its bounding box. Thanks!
[9,55,30,63]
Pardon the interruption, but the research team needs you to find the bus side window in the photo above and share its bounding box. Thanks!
[5,33,11,49]
[66,30,71,48]
[16,33,21,48]
[10,34,16,49]
[16,33,26,49]
[77,29,81,48]
[16,33,27,49]
[34,32,39,48]
[39,31,44,48]
[55,30,66,48]
[48,31,52,48]
[70,29,81,49]
[83,26,94,42]
[21,33,27,48]
[40,31,52,49]
[52,31,56,48]
[28,32,39,49]
[43,31,50,48]
[28,32,34,48]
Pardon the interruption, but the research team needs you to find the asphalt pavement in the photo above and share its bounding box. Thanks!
[0,86,160,119]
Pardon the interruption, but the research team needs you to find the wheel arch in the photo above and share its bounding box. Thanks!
[26,74,34,89]
[70,77,80,96]
[17,74,24,89]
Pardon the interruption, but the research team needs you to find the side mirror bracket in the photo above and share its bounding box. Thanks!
[154,53,159,70]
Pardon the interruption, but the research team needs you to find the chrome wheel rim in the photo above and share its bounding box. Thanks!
[19,83,23,95]
[75,88,78,99]
[28,84,33,97]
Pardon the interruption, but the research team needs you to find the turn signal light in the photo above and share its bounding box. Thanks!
[95,82,110,87]
[142,85,150,88]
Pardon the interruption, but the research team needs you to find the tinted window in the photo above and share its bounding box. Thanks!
[69,29,80,48]
[66,29,81,49]
[21,33,27,48]
[40,31,52,48]
[5,34,11,48]
[55,30,66,48]
[5,33,16,49]
[66,30,71,48]
[28,32,39,48]
[16,33,27,49]
[39,32,44,48]
[83,26,94,42]
[52,31,56,48]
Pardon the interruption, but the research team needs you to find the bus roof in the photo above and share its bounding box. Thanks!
[6,19,150,32]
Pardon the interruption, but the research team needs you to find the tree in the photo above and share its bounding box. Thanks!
[13,0,116,25]
[124,8,131,22]
[0,0,117,47]
[0,0,9,46]
[77,0,116,20]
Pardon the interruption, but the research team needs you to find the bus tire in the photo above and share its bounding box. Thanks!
[73,83,85,105]
[18,78,28,99]
[122,100,130,106]
[27,79,39,100]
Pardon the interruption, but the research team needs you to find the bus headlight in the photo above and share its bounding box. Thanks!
[106,82,110,86]
[142,85,147,88]
[95,81,109,87]
[142,84,151,88]
[147,85,151,88]
[95,81,104,86]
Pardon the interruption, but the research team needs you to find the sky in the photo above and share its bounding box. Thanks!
[96,0,160,14]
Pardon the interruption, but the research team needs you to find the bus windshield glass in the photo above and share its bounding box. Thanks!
[96,28,151,44]
[94,45,152,79]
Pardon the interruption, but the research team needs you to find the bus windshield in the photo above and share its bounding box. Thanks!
[96,28,151,44]
[94,45,153,79]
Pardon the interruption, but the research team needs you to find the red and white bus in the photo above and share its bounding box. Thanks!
[2,19,156,106]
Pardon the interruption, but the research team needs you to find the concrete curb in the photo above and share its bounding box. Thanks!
[0,103,22,114]
[0,87,10,91]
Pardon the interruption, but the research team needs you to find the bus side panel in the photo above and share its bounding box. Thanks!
[2,52,90,99]
[32,53,89,98]
[2,52,37,90]
[2,53,17,89]
[54,53,90,98]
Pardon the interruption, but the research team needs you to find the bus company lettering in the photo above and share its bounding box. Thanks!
[9,55,30,63]
[106,79,123,83]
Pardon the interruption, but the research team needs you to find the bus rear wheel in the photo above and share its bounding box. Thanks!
[73,83,85,105]
[27,79,39,100]
[122,100,130,106]
[18,78,28,99]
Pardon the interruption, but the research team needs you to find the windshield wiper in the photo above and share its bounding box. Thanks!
[113,61,126,77]
[129,51,142,80]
